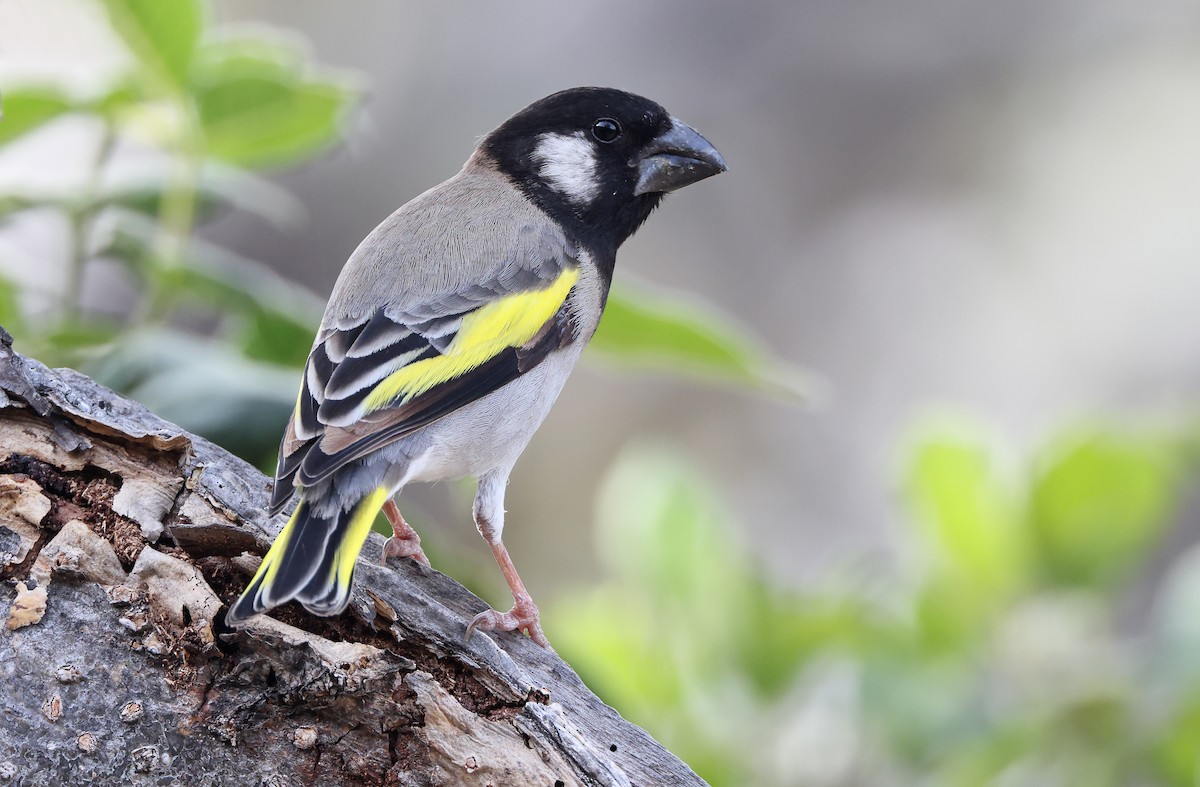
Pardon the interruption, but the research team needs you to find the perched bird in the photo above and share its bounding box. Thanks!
[225,87,726,646]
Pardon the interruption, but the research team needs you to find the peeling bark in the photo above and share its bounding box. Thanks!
[0,328,706,787]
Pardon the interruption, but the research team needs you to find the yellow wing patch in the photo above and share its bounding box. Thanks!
[363,266,579,412]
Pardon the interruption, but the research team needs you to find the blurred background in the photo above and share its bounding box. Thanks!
[2,1,1200,784]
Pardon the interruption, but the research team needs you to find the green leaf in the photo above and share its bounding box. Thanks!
[97,211,320,369]
[100,0,204,89]
[238,304,318,367]
[86,329,297,466]
[15,318,123,369]
[100,163,304,228]
[735,587,873,697]
[0,195,43,221]
[190,36,357,168]
[913,572,990,653]
[1031,430,1178,589]
[151,244,322,366]
[38,320,122,352]
[593,444,742,608]
[591,280,816,401]
[103,182,226,224]
[906,429,1028,600]
[1154,691,1200,787]
[87,80,144,119]
[93,214,156,279]
[0,87,73,146]
[550,587,686,727]
[193,272,316,365]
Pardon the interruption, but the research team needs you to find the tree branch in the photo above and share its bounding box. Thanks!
[0,327,705,787]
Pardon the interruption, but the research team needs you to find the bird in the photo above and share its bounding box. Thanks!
[224,87,727,646]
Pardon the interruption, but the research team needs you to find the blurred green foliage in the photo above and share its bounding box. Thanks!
[0,0,807,473]
[551,423,1198,786]
[12,6,1187,787]
[0,0,352,467]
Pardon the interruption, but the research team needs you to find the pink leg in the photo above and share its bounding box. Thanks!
[465,538,550,649]
[380,499,430,567]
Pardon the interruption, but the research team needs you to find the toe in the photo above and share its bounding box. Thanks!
[464,604,550,649]
[381,536,431,567]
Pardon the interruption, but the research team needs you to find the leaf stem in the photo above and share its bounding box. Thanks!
[139,98,203,324]
[62,121,117,321]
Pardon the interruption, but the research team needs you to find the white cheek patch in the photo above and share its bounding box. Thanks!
[531,131,600,205]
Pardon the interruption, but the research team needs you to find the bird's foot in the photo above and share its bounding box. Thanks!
[381,533,430,567]
[466,594,550,648]
[380,499,430,567]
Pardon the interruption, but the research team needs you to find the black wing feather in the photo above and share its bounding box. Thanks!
[276,272,585,503]
[297,347,524,487]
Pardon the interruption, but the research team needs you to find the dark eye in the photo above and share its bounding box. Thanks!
[591,118,622,143]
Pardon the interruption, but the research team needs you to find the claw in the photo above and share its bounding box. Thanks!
[465,594,550,648]
[381,534,430,567]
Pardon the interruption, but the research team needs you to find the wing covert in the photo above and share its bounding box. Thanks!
[268,261,582,513]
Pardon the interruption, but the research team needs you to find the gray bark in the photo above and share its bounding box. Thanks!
[0,328,706,787]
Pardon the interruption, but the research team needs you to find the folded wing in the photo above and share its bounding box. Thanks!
[269,259,582,514]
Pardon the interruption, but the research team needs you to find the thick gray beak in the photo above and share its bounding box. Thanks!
[633,117,727,196]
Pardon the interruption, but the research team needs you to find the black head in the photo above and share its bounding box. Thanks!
[479,87,726,259]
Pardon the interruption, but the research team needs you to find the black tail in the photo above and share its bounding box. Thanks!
[225,487,388,626]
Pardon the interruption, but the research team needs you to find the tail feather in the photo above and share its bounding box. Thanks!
[225,487,389,626]
[298,486,389,615]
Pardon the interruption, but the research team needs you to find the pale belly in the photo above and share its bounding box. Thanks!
[396,343,584,485]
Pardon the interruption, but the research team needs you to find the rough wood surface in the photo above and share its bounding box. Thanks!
[0,329,706,787]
